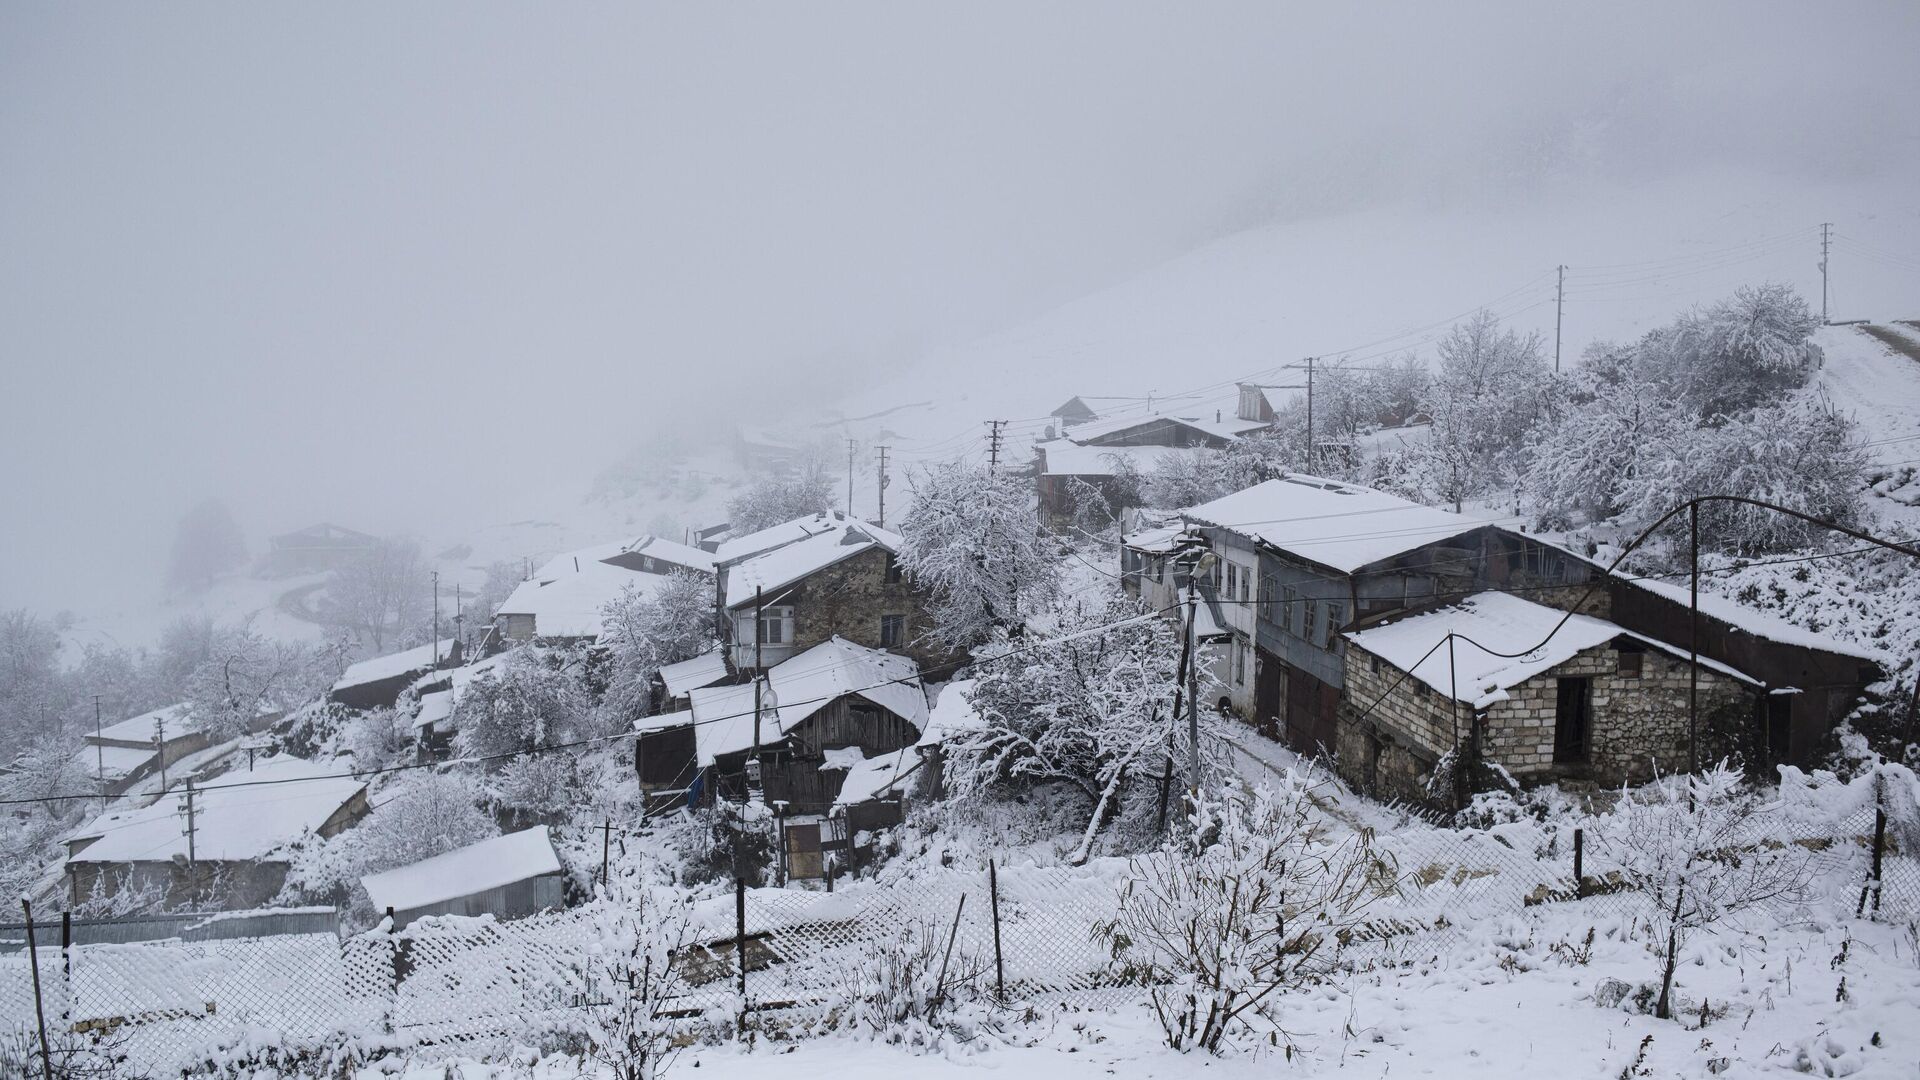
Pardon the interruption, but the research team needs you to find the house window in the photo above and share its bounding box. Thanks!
[884,558,904,584]
[1323,602,1345,649]
[1259,573,1277,619]
[1308,602,1325,647]
[1231,635,1247,685]
[758,605,795,645]
[1282,587,1301,635]
[1369,653,1381,674]
[1616,645,1643,677]
[880,614,906,648]
[1225,563,1238,601]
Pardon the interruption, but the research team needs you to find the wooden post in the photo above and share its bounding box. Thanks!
[21,899,54,1080]
[735,875,748,1004]
[1859,775,1886,918]
[989,862,1006,1001]
[600,819,611,888]
[59,912,71,1026]
[1573,828,1585,900]
[928,893,968,1021]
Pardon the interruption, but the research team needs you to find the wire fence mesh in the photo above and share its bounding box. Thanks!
[4,784,1915,1077]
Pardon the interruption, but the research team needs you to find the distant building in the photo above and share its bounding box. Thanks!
[1035,442,1205,528]
[65,757,368,909]
[262,523,379,576]
[330,639,460,711]
[72,703,206,798]
[494,534,715,644]
[361,826,565,929]
[1050,396,1100,427]
[1064,411,1267,449]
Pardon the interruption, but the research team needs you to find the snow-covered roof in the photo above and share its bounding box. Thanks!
[1183,475,1489,574]
[498,560,660,640]
[69,756,365,864]
[831,748,922,811]
[1122,524,1186,554]
[412,689,454,731]
[1039,442,1207,477]
[332,640,456,692]
[690,637,928,766]
[713,512,855,565]
[409,650,517,729]
[71,743,156,782]
[1062,411,1252,446]
[1345,591,1760,710]
[91,702,195,745]
[614,535,717,574]
[660,648,730,698]
[1621,577,1879,661]
[917,679,982,747]
[722,518,903,610]
[360,826,562,913]
[634,707,693,734]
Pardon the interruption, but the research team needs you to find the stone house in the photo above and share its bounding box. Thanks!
[714,512,955,675]
[1338,592,1762,807]
[495,534,715,644]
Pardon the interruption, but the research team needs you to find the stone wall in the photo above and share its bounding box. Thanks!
[773,547,961,674]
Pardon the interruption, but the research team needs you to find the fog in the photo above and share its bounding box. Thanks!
[3,2,1917,620]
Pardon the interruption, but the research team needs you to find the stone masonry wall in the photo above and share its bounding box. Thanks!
[785,547,961,674]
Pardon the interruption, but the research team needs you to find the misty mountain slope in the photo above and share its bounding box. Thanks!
[835,169,1920,474]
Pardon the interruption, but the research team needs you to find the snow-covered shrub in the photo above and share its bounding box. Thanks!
[726,461,835,534]
[1063,476,1116,534]
[184,620,346,743]
[826,913,998,1049]
[0,1026,131,1079]
[546,880,699,1080]
[452,646,593,758]
[1590,764,1813,1019]
[1639,282,1822,418]
[490,750,586,821]
[1098,776,1397,1054]
[897,459,1061,650]
[282,770,498,924]
[949,594,1222,863]
[341,705,408,773]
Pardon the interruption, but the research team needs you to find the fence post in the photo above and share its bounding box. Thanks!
[21,899,54,1080]
[1859,775,1886,919]
[928,893,967,1022]
[735,875,748,1008]
[988,861,1005,1001]
[1573,828,1585,900]
[600,819,611,888]
[59,911,71,1027]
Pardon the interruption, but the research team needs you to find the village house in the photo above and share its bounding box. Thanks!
[360,826,565,929]
[1119,522,1237,710]
[70,702,207,798]
[329,638,460,711]
[640,637,930,878]
[1062,410,1269,449]
[64,756,368,910]
[261,522,380,576]
[1338,592,1763,806]
[1035,443,1203,528]
[713,511,952,675]
[494,534,715,643]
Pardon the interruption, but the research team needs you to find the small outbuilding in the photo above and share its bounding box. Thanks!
[330,639,459,711]
[360,826,566,929]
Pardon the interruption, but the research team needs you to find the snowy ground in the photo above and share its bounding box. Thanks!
[1810,324,1920,472]
[334,907,1918,1080]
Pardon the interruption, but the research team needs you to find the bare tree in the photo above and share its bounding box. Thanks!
[166,497,247,593]
[315,537,430,652]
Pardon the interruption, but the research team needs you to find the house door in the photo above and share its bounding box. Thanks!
[785,822,824,881]
[1764,696,1793,767]
[1554,677,1591,764]
[1254,652,1285,742]
[1284,667,1338,758]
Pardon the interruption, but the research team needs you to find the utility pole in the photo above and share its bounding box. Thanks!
[846,437,857,516]
[431,570,441,671]
[1688,502,1700,774]
[750,586,765,803]
[93,695,105,807]
[986,420,1007,472]
[154,715,168,793]
[875,446,891,528]
[1554,264,1566,374]
[1820,222,1833,324]
[180,778,197,867]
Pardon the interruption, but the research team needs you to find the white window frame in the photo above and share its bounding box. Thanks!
[757,604,795,645]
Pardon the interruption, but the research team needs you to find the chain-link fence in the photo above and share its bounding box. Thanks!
[4,780,1914,1077]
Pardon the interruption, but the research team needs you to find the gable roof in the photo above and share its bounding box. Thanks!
[660,648,731,698]
[722,517,903,610]
[1345,591,1759,710]
[68,756,365,864]
[1064,412,1238,446]
[689,637,927,766]
[361,826,562,913]
[497,560,663,640]
[713,511,855,565]
[332,639,457,693]
[610,535,717,574]
[91,702,196,744]
[1183,475,1489,575]
[1619,576,1879,661]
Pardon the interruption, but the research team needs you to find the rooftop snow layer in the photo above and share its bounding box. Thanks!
[722,519,902,610]
[1121,523,1187,553]
[1061,411,1264,446]
[91,702,195,744]
[660,648,730,698]
[69,756,365,864]
[617,535,717,574]
[1622,576,1879,661]
[332,639,456,692]
[1039,442,1208,476]
[634,707,693,734]
[360,826,562,913]
[1345,591,1758,710]
[690,637,927,766]
[714,512,857,565]
[1183,475,1490,574]
[831,748,921,810]
[70,743,156,781]
[498,560,661,639]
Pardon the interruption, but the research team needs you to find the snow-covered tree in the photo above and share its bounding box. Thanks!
[0,608,66,757]
[1591,764,1812,1019]
[1099,775,1393,1053]
[1417,310,1551,510]
[452,646,592,758]
[315,537,431,652]
[281,770,497,921]
[183,621,343,743]
[897,460,1060,649]
[563,878,698,1080]
[341,705,408,773]
[598,570,715,720]
[947,594,1219,861]
[1527,372,1693,528]
[489,750,584,820]
[1643,283,1822,417]
[165,497,247,593]
[726,460,835,534]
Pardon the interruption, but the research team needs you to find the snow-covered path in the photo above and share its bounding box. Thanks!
[1811,323,1920,465]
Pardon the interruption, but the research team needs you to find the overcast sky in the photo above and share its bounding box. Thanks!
[4,2,1918,615]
